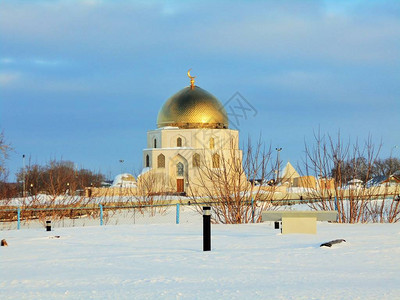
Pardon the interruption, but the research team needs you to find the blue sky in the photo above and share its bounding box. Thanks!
[1,0,399,181]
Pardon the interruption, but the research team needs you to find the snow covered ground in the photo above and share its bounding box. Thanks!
[1,221,400,299]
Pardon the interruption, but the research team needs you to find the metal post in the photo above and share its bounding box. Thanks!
[203,206,211,251]
[22,154,26,197]
[276,147,282,182]
[17,207,21,230]
[119,159,124,174]
[46,220,51,232]
[176,203,180,224]
[251,198,255,223]
[100,204,104,225]
[334,196,338,222]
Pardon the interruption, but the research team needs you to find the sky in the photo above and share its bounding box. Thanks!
[1,0,399,181]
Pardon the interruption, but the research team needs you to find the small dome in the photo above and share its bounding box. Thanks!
[111,173,136,188]
[157,86,228,129]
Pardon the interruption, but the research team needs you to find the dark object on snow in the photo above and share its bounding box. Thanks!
[1,239,8,246]
[46,220,51,232]
[274,221,281,229]
[203,206,211,251]
[320,239,346,247]
[49,236,60,239]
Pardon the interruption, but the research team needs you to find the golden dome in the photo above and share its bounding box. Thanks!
[157,85,229,129]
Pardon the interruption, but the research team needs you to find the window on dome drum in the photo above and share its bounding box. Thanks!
[177,137,182,147]
[157,154,165,168]
[212,153,220,168]
[177,162,184,176]
[145,155,150,168]
[193,153,200,168]
[210,138,215,149]
[154,139,157,148]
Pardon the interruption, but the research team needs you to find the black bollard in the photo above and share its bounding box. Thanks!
[46,220,51,232]
[203,206,211,251]
[274,221,280,229]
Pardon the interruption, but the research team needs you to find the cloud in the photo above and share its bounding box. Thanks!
[0,73,92,93]
[0,0,398,105]
[195,13,400,64]
[0,57,68,67]
[265,70,330,92]
[1,1,399,66]
[0,57,15,64]
[0,0,398,183]
[32,58,66,66]
[0,72,20,86]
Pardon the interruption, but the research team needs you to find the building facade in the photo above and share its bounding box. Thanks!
[140,72,242,195]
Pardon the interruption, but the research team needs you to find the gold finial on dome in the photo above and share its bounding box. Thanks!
[187,69,196,90]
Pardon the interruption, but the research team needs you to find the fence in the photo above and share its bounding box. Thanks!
[1,196,398,230]
[1,198,283,230]
[0,203,202,230]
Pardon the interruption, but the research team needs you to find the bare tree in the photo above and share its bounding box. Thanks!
[188,138,275,224]
[0,131,17,201]
[0,131,11,177]
[302,131,399,223]
[373,158,400,177]
[133,171,174,216]
[16,159,105,197]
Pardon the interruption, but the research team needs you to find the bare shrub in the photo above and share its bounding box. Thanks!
[188,138,275,224]
[302,130,399,223]
[133,171,172,216]
[16,159,105,198]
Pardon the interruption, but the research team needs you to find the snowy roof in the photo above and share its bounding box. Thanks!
[155,126,180,130]
[280,162,300,180]
[143,147,194,151]
[111,173,137,188]
[348,179,363,184]
[366,176,386,187]
[137,167,151,178]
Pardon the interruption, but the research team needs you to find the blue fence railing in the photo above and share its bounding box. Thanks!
[0,198,268,229]
[1,203,184,229]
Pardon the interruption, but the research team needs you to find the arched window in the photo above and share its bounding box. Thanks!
[154,139,157,148]
[157,154,165,168]
[212,153,220,168]
[210,137,215,149]
[145,155,150,168]
[193,153,200,168]
[177,137,182,147]
[177,162,184,176]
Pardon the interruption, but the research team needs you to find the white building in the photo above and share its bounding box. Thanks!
[141,73,242,195]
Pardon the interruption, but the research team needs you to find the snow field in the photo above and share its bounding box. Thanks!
[1,222,400,299]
